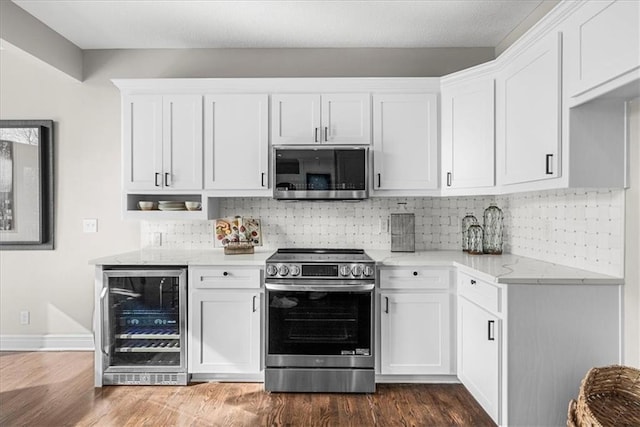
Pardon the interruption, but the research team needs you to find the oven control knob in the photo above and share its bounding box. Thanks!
[289,265,301,276]
[278,265,289,276]
[352,265,363,277]
[339,265,351,277]
[266,265,278,277]
[363,266,374,277]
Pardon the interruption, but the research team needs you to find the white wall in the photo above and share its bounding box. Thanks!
[0,47,140,339]
[625,99,640,367]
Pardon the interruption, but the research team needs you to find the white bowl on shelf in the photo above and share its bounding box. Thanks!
[185,201,201,211]
[138,201,155,211]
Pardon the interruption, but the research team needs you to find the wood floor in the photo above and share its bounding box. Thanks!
[0,352,495,427]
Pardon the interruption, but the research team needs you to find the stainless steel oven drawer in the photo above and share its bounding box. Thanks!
[265,368,375,393]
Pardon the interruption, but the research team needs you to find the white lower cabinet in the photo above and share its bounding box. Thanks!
[378,267,452,376]
[457,297,500,422]
[380,292,451,375]
[457,270,622,426]
[188,267,262,378]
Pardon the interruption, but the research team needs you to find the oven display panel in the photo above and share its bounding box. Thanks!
[302,264,338,277]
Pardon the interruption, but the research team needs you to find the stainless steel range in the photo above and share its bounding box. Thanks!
[264,248,376,393]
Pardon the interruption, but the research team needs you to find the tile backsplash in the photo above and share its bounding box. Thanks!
[141,188,625,277]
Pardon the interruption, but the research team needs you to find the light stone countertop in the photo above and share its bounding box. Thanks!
[89,248,275,266]
[90,248,623,285]
[366,250,623,285]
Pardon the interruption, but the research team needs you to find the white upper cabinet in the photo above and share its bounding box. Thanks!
[122,94,203,191]
[564,0,640,100]
[372,93,438,192]
[271,93,370,145]
[496,31,562,186]
[441,75,495,192]
[203,94,269,192]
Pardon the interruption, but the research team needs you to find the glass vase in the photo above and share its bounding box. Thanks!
[461,213,478,252]
[483,203,503,254]
[467,224,484,255]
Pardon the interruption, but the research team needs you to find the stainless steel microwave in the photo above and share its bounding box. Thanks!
[273,146,369,200]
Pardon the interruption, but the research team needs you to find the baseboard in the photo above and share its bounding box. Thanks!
[0,334,95,351]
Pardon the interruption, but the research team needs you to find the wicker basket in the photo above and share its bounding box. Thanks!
[568,365,640,427]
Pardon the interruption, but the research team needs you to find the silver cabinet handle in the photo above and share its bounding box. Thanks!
[377,173,381,188]
[252,295,257,313]
[155,173,161,187]
[384,296,389,314]
[315,127,319,143]
[164,172,170,187]
[546,154,553,175]
[446,172,452,187]
[488,320,495,341]
[261,172,266,187]
[325,126,328,142]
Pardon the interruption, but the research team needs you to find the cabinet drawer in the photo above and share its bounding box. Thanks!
[458,272,501,314]
[190,267,261,289]
[380,268,450,290]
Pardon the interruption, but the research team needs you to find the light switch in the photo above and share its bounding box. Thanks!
[83,218,98,233]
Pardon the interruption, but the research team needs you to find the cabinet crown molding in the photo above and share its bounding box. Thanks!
[112,77,441,94]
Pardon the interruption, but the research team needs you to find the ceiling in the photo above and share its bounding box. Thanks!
[12,0,547,50]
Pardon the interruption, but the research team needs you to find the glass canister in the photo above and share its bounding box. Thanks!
[467,224,484,255]
[483,203,504,254]
[461,213,478,251]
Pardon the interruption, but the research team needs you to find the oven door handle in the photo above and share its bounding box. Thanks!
[265,283,375,292]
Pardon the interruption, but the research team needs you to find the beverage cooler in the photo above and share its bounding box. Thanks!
[95,268,187,386]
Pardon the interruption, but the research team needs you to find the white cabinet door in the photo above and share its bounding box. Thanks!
[271,94,321,145]
[372,93,438,191]
[441,79,495,190]
[457,297,500,424]
[380,292,451,375]
[497,31,562,185]
[162,95,203,190]
[204,94,269,191]
[322,93,371,145]
[189,290,261,374]
[122,95,163,190]
[565,0,640,97]
[122,94,202,191]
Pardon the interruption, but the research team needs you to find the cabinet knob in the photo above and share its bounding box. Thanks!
[413,271,418,276]
[223,271,229,277]
[470,279,476,285]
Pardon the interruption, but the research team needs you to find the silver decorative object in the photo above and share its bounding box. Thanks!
[461,213,478,252]
[483,203,504,254]
[468,224,484,255]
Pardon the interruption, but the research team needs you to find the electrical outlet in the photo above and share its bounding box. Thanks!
[20,310,30,325]
[83,218,98,233]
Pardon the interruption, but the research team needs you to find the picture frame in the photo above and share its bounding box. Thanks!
[0,120,54,250]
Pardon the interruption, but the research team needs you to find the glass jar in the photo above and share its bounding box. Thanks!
[483,203,504,254]
[467,224,484,255]
[461,213,478,252]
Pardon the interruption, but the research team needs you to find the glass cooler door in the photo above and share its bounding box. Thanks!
[102,269,186,371]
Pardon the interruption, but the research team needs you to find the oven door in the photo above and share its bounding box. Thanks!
[265,282,374,369]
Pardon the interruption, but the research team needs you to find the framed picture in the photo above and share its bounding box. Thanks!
[0,120,54,250]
